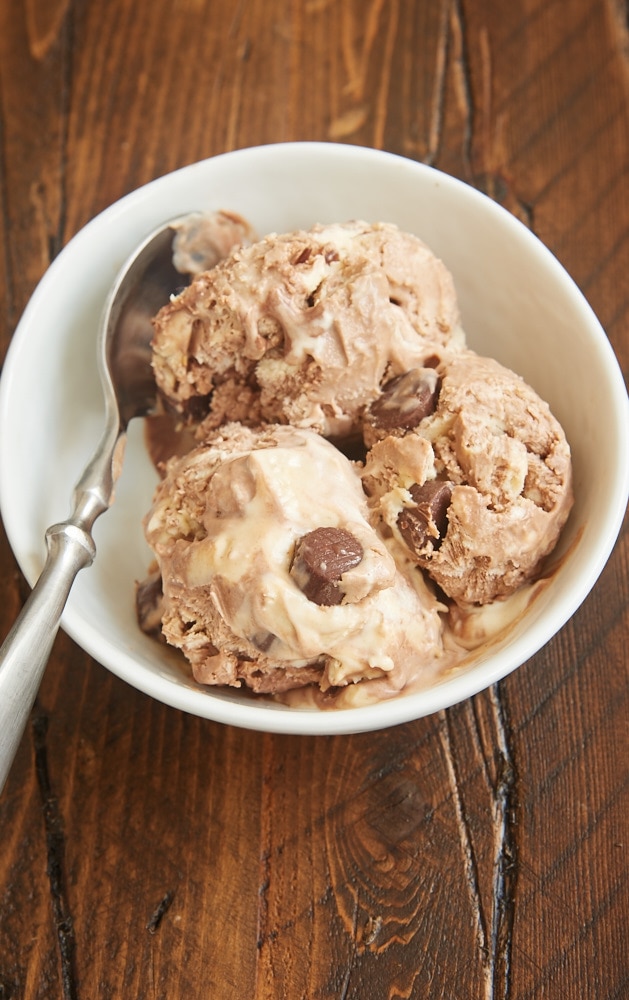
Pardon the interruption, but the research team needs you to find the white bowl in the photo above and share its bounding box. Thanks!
[1,142,627,734]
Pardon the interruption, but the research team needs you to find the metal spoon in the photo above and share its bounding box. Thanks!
[0,218,186,794]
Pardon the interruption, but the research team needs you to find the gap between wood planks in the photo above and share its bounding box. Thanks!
[439,682,518,1000]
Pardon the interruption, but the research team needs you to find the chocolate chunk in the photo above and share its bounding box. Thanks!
[179,390,213,423]
[397,480,452,556]
[251,631,276,653]
[290,527,363,606]
[293,246,312,265]
[369,368,440,431]
[422,353,442,369]
[136,569,165,637]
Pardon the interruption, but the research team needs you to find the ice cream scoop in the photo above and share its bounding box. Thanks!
[142,423,445,694]
[151,221,464,438]
[362,351,574,605]
[0,218,188,795]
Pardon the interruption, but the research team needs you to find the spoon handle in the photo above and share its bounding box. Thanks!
[0,522,95,794]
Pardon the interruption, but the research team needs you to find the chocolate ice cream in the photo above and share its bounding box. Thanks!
[142,423,445,694]
[139,215,574,704]
[362,351,573,604]
[171,209,257,276]
[151,221,463,438]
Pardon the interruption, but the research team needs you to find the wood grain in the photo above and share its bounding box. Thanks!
[0,0,627,997]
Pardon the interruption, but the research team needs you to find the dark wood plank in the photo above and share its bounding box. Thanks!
[0,0,69,363]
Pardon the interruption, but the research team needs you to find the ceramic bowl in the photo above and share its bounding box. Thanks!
[1,142,627,734]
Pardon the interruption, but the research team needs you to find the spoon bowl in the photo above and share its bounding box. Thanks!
[0,219,185,794]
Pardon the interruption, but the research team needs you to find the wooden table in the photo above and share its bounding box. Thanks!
[1,1,627,996]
